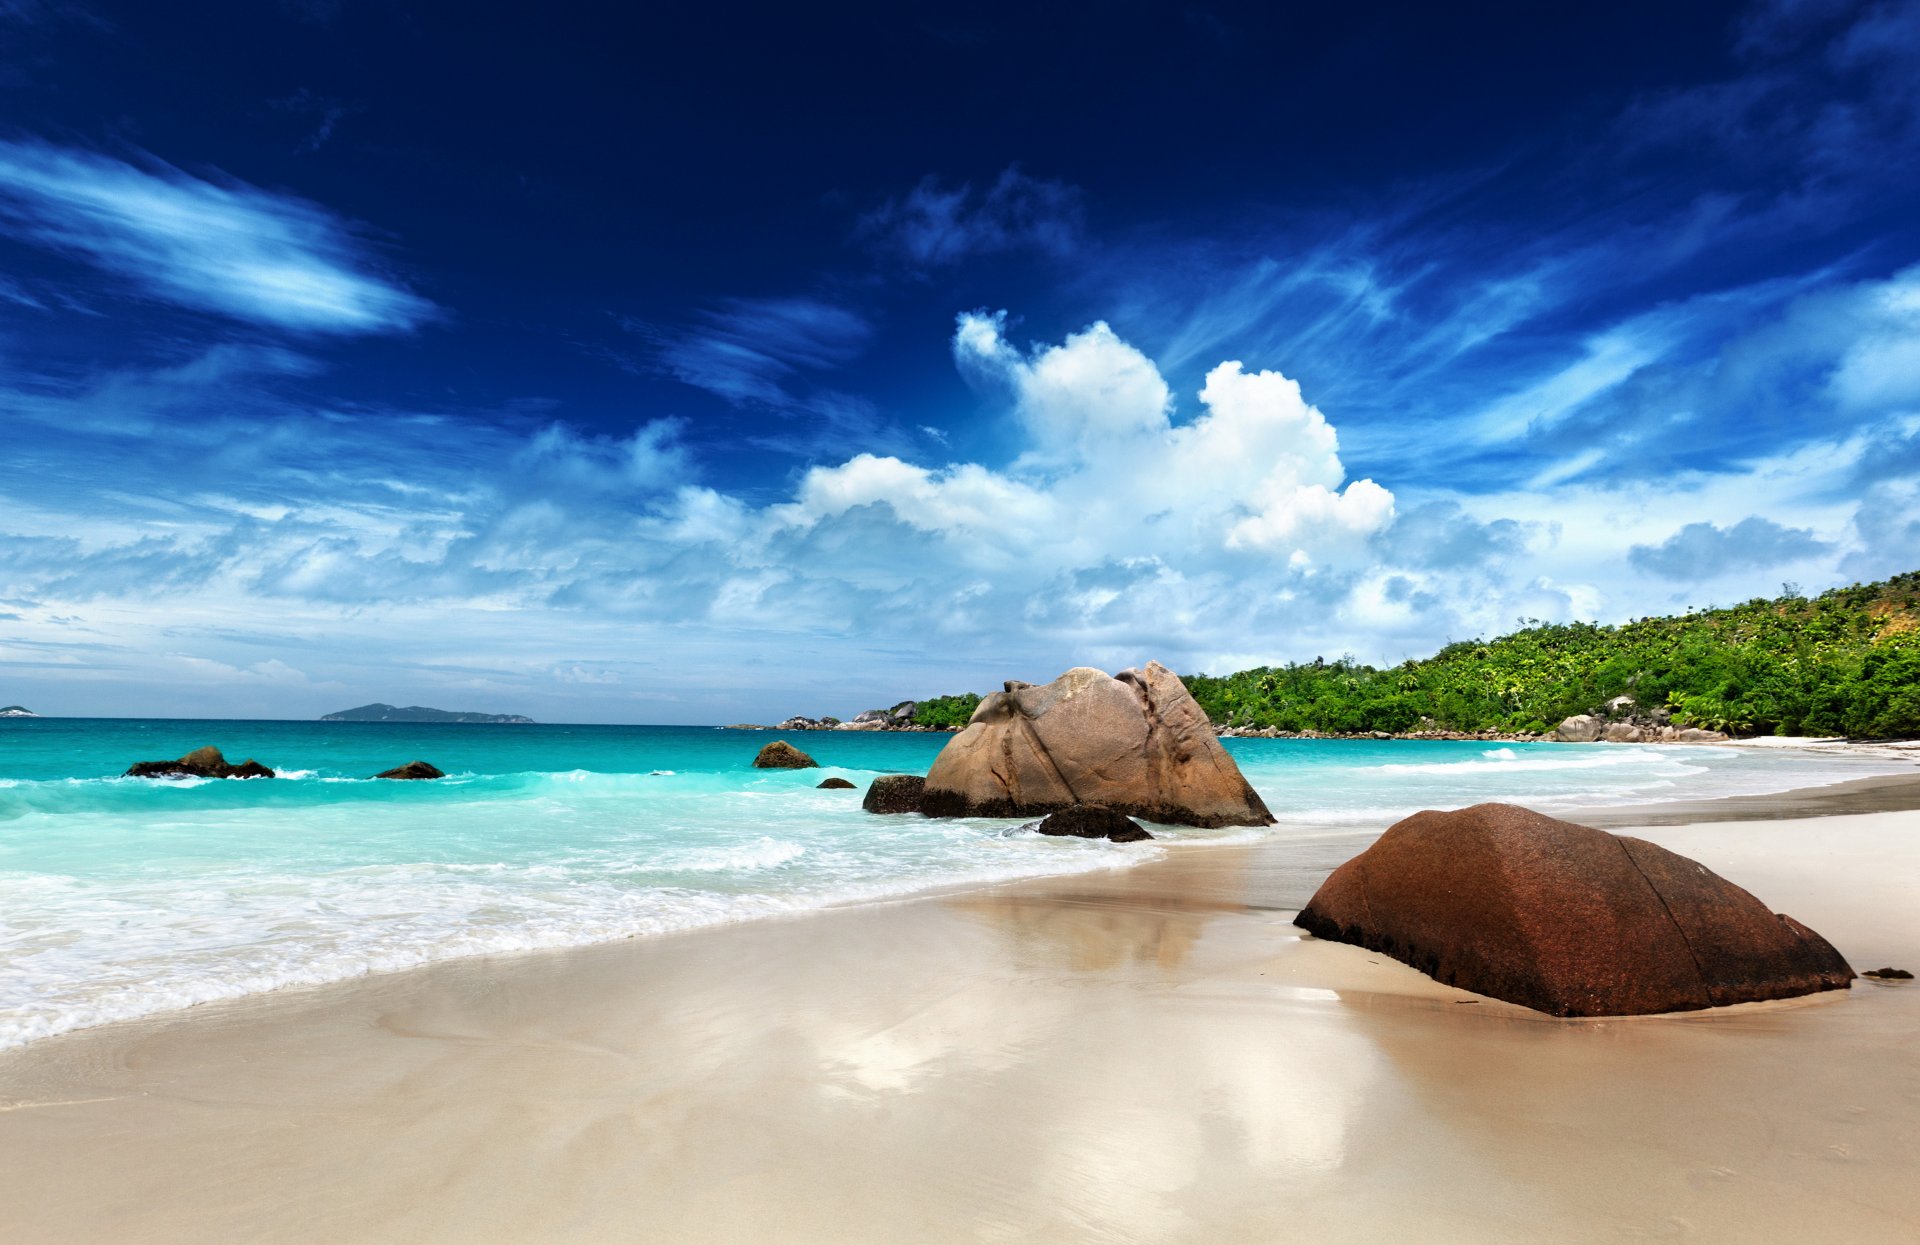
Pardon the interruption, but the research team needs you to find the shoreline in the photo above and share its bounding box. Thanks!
[4,763,1919,1240]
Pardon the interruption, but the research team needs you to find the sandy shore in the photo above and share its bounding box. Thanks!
[3,773,1918,1243]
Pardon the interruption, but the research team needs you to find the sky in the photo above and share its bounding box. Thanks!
[1,0,1918,723]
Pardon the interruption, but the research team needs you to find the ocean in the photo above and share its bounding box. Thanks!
[0,717,1904,1049]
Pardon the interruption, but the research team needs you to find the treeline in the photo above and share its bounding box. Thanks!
[909,693,983,729]
[1181,573,1920,739]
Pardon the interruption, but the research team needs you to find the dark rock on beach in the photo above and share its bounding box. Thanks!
[918,663,1273,828]
[862,774,926,814]
[1864,967,1913,979]
[1296,802,1854,1016]
[374,761,446,780]
[1032,804,1153,842]
[817,777,856,789]
[753,740,818,769]
[126,746,275,780]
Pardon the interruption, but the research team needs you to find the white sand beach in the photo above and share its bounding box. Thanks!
[2,778,1917,1244]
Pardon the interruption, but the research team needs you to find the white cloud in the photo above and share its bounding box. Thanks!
[2,307,1910,721]
[0,139,432,333]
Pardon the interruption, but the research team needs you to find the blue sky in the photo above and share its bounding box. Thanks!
[2,0,1918,722]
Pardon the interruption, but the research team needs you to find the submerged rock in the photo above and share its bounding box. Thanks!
[816,777,856,789]
[1864,967,1913,979]
[126,746,275,780]
[1295,803,1854,1016]
[753,740,818,769]
[1032,804,1153,842]
[862,774,926,814]
[918,662,1273,828]
[374,760,446,780]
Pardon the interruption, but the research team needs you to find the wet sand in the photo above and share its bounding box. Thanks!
[2,777,1917,1243]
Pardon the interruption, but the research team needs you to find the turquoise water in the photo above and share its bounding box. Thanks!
[0,717,1905,1048]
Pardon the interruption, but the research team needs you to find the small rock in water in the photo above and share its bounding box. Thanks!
[374,760,445,780]
[753,740,818,769]
[816,777,856,789]
[1863,967,1913,979]
[862,774,925,813]
[1033,804,1154,842]
[125,746,275,780]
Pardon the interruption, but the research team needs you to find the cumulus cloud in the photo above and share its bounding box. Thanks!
[0,138,432,333]
[0,308,1898,720]
[1628,516,1833,580]
[776,314,1395,578]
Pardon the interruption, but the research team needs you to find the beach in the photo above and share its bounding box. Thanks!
[2,768,1916,1244]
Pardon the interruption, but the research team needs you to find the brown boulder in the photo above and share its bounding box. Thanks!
[1295,803,1853,1016]
[1554,715,1603,742]
[862,774,926,814]
[126,746,275,780]
[1032,804,1153,842]
[917,663,1273,828]
[374,761,446,780]
[753,740,818,769]
[816,777,856,789]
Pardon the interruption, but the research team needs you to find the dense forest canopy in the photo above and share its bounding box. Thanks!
[913,574,1920,739]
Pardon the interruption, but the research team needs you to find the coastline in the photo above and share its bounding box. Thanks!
[4,763,1918,1242]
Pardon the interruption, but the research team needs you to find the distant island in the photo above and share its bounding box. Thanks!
[0,704,38,717]
[320,703,535,724]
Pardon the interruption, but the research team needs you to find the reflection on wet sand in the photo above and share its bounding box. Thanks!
[0,815,1915,1243]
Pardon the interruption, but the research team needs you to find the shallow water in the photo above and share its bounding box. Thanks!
[0,717,1904,1048]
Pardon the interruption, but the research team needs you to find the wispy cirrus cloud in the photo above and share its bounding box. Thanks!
[0,139,432,333]
[646,295,871,406]
[858,166,1081,268]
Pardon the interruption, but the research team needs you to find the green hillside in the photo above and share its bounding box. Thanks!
[1182,573,1920,739]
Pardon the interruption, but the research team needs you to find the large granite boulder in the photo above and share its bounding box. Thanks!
[126,746,274,780]
[917,663,1273,828]
[1032,805,1153,842]
[374,760,445,780]
[1603,722,1644,743]
[862,774,926,813]
[1295,803,1854,1016]
[1554,714,1603,742]
[753,740,818,769]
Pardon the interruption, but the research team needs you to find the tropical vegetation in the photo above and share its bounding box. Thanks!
[1181,573,1920,738]
[909,574,1920,739]
[909,692,984,729]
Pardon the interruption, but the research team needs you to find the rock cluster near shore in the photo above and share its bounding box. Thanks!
[1218,725,1548,741]
[733,702,946,732]
[126,746,274,780]
[1215,694,1732,744]
[1555,715,1727,744]
[917,663,1274,828]
[1297,802,1855,1016]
